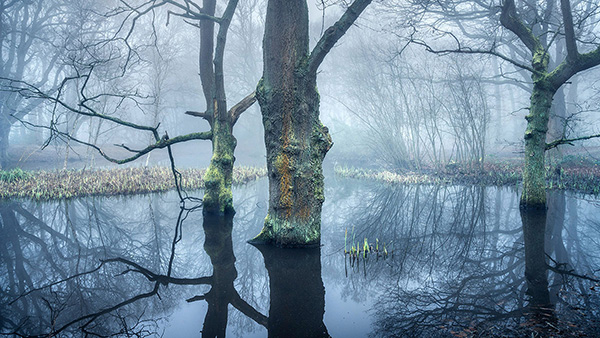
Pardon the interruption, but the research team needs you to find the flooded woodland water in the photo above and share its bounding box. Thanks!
[2,176,600,337]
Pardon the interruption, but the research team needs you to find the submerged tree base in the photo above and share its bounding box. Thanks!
[248,214,322,247]
[0,166,266,201]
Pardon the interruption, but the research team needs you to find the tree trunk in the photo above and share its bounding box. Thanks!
[521,82,554,208]
[521,49,554,208]
[199,0,240,215]
[203,116,236,214]
[251,0,332,246]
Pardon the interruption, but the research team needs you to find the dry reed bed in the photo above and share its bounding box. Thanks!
[0,166,266,201]
[336,163,600,195]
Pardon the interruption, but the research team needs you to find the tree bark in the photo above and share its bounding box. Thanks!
[200,0,243,215]
[203,115,236,214]
[251,0,331,246]
[521,77,554,208]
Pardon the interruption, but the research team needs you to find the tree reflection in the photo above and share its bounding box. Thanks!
[0,195,269,337]
[520,206,555,330]
[2,181,600,337]
[0,187,330,337]
[253,245,329,338]
[364,188,600,337]
[191,213,267,337]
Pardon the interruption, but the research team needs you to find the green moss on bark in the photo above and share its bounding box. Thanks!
[519,48,555,208]
[249,213,321,247]
[203,120,236,214]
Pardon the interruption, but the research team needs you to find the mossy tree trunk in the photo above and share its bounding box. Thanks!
[192,0,256,214]
[522,51,553,208]
[500,0,600,209]
[251,0,371,246]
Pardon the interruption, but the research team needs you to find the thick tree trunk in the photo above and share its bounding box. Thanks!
[251,0,332,246]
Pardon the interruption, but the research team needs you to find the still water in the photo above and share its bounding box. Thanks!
[1,177,599,337]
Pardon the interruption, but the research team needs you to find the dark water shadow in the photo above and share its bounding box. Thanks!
[252,244,329,337]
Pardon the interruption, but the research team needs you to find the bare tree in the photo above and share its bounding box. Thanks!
[3,0,258,213]
[403,0,600,208]
[0,0,74,169]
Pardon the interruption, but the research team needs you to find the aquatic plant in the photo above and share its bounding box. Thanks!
[335,162,600,195]
[344,236,392,263]
[0,168,31,182]
[0,166,266,201]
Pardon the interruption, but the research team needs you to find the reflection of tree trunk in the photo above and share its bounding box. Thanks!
[520,207,555,323]
[0,204,32,295]
[566,194,578,261]
[546,191,570,303]
[197,213,267,336]
[201,213,237,338]
[254,245,329,337]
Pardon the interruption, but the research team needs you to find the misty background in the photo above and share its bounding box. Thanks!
[2,0,600,171]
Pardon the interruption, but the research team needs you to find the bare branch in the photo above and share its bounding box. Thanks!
[1,77,161,141]
[308,0,372,75]
[560,0,578,61]
[229,91,256,125]
[12,115,211,165]
[185,110,212,120]
[499,0,542,54]
[549,46,600,89]
[409,38,538,74]
[546,133,600,150]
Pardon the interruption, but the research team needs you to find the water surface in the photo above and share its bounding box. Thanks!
[1,178,599,337]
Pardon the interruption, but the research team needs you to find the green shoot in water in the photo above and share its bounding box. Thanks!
[344,228,348,253]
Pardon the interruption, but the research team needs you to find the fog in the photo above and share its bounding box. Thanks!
[2,0,600,337]
[2,0,598,171]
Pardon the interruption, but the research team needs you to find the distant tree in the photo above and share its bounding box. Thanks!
[500,0,600,208]
[405,0,600,208]
[3,0,257,214]
[0,0,71,168]
[250,0,371,246]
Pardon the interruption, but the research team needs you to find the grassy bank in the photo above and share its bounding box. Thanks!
[335,162,600,195]
[0,166,266,201]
